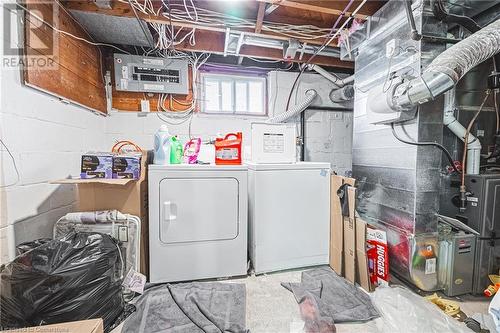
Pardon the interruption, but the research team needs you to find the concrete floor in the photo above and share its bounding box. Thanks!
[114,267,492,333]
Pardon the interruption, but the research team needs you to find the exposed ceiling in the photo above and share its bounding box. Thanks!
[63,0,387,68]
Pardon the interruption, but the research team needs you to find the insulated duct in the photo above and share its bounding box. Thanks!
[394,18,500,110]
[267,90,317,123]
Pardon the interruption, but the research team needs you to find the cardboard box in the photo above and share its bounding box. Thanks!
[54,152,151,277]
[330,175,372,291]
[329,175,355,275]
[367,227,389,286]
[0,319,103,333]
[355,217,372,291]
[343,186,357,284]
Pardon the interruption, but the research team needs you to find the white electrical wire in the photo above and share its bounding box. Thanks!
[119,0,334,41]
[0,138,21,188]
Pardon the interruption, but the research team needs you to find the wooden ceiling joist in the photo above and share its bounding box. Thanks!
[64,1,330,47]
[255,0,369,20]
[255,2,266,34]
[62,0,360,68]
[173,29,353,68]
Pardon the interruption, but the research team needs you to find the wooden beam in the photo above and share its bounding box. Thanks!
[62,2,353,68]
[63,1,330,46]
[172,30,353,69]
[256,0,369,20]
[255,2,266,34]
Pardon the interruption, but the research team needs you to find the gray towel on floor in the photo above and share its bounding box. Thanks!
[281,267,379,324]
[122,282,247,333]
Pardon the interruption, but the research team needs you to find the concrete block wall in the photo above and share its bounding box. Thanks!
[304,110,353,176]
[0,68,106,264]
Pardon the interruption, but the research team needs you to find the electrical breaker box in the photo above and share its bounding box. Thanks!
[113,54,189,94]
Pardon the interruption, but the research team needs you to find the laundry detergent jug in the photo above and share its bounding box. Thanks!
[153,125,171,165]
[170,136,184,164]
[183,138,202,164]
[215,132,242,165]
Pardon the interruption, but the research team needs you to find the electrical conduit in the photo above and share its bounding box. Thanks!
[310,64,355,88]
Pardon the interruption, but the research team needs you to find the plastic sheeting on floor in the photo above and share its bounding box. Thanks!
[281,266,380,331]
[370,286,472,333]
[122,282,248,333]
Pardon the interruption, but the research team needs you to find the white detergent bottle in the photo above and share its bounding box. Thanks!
[153,125,171,165]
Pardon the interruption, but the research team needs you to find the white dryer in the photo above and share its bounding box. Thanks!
[149,164,248,283]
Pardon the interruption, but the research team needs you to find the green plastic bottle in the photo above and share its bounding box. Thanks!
[170,136,184,164]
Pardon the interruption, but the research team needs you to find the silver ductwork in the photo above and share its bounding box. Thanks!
[330,85,355,103]
[394,18,500,110]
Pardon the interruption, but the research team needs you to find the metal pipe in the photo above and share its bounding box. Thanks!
[310,65,354,88]
[404,0,421,41]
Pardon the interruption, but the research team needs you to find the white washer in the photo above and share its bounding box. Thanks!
[149,164,248,283]
[247,162,331,274]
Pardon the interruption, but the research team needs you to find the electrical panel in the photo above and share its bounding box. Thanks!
[113,54,189,94]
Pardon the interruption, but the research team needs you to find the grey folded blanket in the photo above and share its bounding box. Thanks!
[122,282,247,333]
[281,267,379,325]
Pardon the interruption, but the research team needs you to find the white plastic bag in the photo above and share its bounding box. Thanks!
[489,289,500,332]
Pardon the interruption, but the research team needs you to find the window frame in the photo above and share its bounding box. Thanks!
[199,71,268,117]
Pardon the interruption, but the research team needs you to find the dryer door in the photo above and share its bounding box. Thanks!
[159,177,239,244]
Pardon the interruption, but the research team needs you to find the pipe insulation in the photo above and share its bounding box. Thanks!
[267,90,317,123]
[394,18,500,109]
[443,91,481,174]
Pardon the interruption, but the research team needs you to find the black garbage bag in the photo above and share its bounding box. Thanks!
[0,232,125,331]
[16,238,52,255]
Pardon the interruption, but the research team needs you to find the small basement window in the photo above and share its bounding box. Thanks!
[200,72,267,116]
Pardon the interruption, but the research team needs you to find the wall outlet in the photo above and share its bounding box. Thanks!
[140,99,150,113]
[386,39,400,58]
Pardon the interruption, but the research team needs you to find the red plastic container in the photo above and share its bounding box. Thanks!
[215,132,242,165]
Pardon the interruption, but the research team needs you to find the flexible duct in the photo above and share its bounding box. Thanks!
[394,18,500,109]
[267,90,317,123]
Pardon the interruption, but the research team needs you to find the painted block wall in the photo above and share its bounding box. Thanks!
[105,71,353,175]
[0,9,107,263]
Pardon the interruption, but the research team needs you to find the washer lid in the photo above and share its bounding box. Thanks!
[245,162,331,171]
